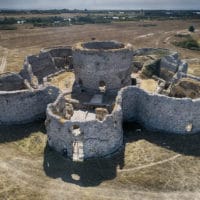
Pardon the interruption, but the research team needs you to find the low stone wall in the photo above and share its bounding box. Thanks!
[178,72,200,82]
[0,72,26,91]
[20,46,72,84]
[121,86,200,134]
[0,85,59,125]
[46,92,123,159]
[133,48,173,57]
[160,54,188,76]
[41,46,72,68]
[133,48,188,81]
[20,52,57,83]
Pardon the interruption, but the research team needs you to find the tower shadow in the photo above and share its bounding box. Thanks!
[123,122,200,157]
[43,121,200,187]
[43,143,125,187]
[0,121,45,143]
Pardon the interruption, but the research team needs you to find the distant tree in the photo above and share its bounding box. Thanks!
[188,25,195,32]
[0,17,17,25]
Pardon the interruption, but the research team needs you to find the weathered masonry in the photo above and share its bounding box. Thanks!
[0,40,199,161]
[72,41,133,92]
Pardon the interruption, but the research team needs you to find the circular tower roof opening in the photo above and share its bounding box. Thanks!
[82,41,125,50]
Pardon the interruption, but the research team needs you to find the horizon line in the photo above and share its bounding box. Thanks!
[0,8,200,11]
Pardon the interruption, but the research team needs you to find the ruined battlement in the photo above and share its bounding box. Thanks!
[20,46,73,84]
[0,85,59,125]
[46,89,123,160]
[121,86,199,134]
[45,42,199,161]
[0,40,199,161]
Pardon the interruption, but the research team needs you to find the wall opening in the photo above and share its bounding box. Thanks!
[72,125,82,136]
[78,79,83,86]
[62,149,68,157]
[72,140,84,162]
[131,78,137,86]
[99,80,106,92]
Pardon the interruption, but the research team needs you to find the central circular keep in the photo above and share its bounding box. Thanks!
[72,40,133,91]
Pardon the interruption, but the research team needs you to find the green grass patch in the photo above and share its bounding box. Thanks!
[0,25,17,30]
[173,35,200,51]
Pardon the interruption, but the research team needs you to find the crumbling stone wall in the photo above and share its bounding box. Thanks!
[20,52,57,84]
[0,86,59,125]
[122,86,200,134]
[176,72,200,82]
[20,46,72,84]
[41,46,72,68]
[169,78,200,99]
[46,92,123,159]
[0,72,26,91]
[160,54,188,81]
[133,48,172,57]
[133,48,188,81]
[72,41,133,91]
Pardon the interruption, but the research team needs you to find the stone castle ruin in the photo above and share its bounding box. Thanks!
[0,71,59,124]
[1,40,200,161]
[46,41,131,161]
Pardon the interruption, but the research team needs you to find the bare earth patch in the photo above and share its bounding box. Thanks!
[140,78,158,93]
[48,71,75,91]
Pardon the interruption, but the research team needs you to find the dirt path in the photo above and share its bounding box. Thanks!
[135,33,155,39]
[118,154,181,173]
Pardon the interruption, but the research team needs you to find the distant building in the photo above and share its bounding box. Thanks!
[17,20,25,24]
[112,16,119,20]
[54,21,61,24]
[165,12,172,15]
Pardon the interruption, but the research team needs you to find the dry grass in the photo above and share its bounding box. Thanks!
[1,122,200,199]
[48,71,75,91]
[0,17,200,199]
[140,78,157,93]
[188,62,200,76]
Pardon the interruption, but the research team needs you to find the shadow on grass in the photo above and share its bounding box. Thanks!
[123,122,200,157]
[43,121,200,187]
[0,120,46,143]
[42,121,200,187]
[43,144,125,187]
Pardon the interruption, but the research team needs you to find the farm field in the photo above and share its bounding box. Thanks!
[0,19,199,74]
[1,18,200,200]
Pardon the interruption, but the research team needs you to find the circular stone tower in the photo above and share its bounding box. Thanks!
[72,41,133,92]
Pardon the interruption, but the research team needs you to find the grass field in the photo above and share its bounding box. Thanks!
[0,18,200,200]
[0,19,199,74]
[1,122,200,199]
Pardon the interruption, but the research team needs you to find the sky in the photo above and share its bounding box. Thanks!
[0,0,200,10]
